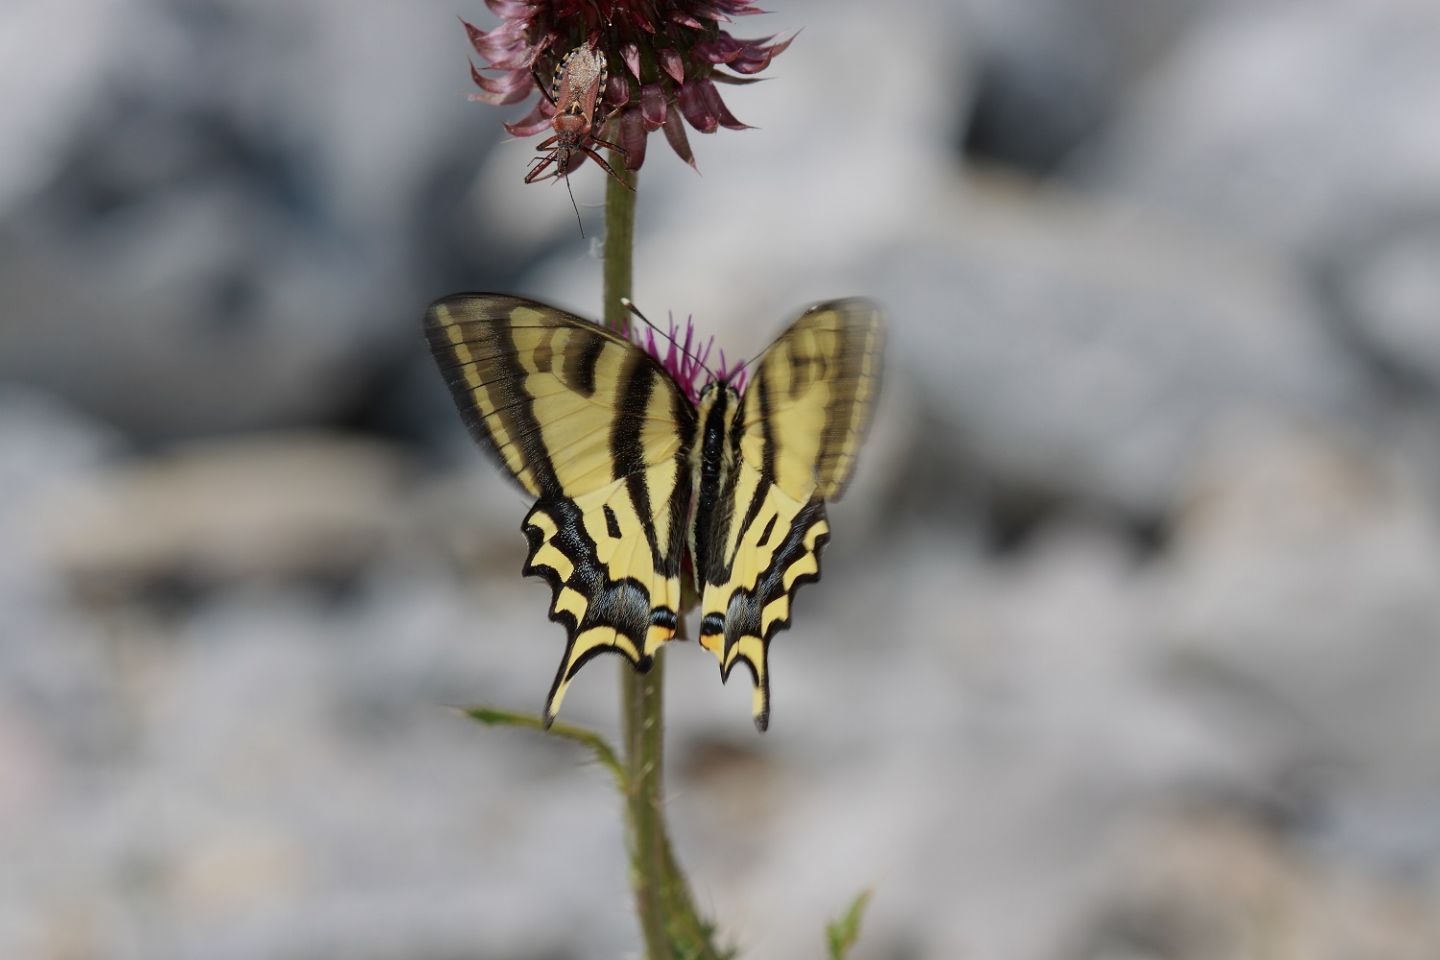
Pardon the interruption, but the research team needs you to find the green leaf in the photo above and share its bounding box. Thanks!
[458,706,626,791]
[826,889,872,960]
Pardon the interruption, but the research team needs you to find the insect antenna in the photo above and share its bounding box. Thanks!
[722,338,776,387]
[563,171,584,237]
[620,298,721,382]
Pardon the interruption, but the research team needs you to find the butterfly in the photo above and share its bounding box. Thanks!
[424,294,883,730]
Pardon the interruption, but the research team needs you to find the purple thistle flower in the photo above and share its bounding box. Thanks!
[632,312,748,404]
[461,0,793,175]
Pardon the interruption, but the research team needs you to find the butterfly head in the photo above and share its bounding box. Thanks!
[695,380,742,441]
[696,378,741,403]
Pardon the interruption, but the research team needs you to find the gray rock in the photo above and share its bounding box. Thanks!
[31,433,411,595]
[871,176,1375,516]
[959,0,1209,172]
[0,0,512,441]
[1068,812,1440,960]
[1070,0,1440,256]
[1157,421,1440,868]
[1313,207,1440,403]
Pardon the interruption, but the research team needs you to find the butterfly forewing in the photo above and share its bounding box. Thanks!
[741,300,885,501]
[696,299,884,729]
[425,294,696,723]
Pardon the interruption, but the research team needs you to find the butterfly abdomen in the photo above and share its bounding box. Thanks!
[689,384,740,590]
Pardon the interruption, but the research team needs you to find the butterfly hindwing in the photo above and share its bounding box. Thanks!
[697,470,830,730]
[697,299,884,729]
[425,294,696,723]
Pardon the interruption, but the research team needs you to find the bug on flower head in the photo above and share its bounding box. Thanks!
[463,1,792,174]
[526,42,630,191]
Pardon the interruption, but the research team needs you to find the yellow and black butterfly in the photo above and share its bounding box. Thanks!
[424,294,883,730]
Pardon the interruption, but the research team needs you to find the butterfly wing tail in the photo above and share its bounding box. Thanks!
[523,489,684,726]
[700,496,830,731]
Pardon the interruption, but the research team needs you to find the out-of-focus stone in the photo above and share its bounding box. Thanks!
[407,465,539,580]
[1070,0,1440,255]
[32,433,411,596]
[1313,208,1440,402]
[0,0,505,441]
[877,174,1371,517]
[959,0,1206,173]
[1068,811,1440,960]
[1159,421,1440,867]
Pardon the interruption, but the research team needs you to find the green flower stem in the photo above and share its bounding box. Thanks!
[603,151,723,960]
[602,153,636,337]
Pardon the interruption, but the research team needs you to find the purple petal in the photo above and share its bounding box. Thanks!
[694,36,745,64]
[469,85,533,107]
[616,42,639,80]
[728,52,774,74]
[663,108,698,170]
[620,108,648,171]
[622,43,642,80]
[764,32,798,55]
[504,99,556,137]
[659,48,686,84]
[717,350,749,392]
[484,0,531,17]
[699,80,750,130]
[459,17,488,55]
[678,83,718,133]
[729,33,779,48]
[483,46,537,71]
[462,18,525,60]
[670,11,705,29]
[469,63,531,98]
[640,83,667,129]
[710,71,767,86]
[605,73,632,109]
[727,32,795,74]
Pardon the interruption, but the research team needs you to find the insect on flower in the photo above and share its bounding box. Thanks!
[463,2,793,176]
[525,41,630,228]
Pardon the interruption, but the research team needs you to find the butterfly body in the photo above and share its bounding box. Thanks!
[689,382,739,588]
[426,295,882,730]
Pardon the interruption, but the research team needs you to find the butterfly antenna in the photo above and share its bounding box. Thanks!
[620,298,720,381]
[728,340,772,385]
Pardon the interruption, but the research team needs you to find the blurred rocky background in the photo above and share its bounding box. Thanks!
[3,0,1440,957]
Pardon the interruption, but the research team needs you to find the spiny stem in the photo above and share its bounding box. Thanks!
[603,150,724,960]
[603,149,668,959]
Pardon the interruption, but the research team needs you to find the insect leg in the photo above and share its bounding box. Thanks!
[581,145,634,190]
[588,135,627,156]
[525,154,559,183]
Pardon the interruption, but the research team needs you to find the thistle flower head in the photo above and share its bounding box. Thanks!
[462,0,793,173]
[633,312,748,404]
